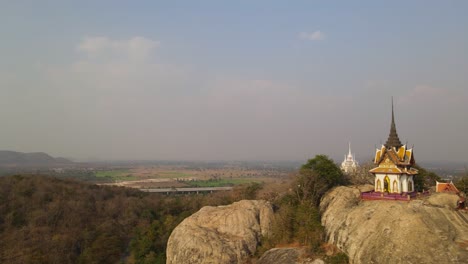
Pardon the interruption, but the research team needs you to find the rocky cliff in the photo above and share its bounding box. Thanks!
[257,248,324,264]
[320,186,468,264]
[166,200,274,264]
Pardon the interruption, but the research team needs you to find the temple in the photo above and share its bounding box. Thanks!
[369,99,418,194]
[435,181,460,194]
[341,142,358,173]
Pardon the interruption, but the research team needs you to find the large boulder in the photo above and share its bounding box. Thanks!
[257,247,324,264]
[320,186,468,264]
[166,200,274,264]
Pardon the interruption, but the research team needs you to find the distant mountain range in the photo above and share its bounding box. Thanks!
[0,151,72,167]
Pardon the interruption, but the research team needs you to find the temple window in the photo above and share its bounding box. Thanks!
[393,180,398,193]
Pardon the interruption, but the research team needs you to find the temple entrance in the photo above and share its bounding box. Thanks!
[384,176,390,192]
[408,181,413,192]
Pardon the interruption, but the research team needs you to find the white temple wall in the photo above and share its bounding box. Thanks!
[389,174,399,193]
[401,175,408,192]
[375,174,384,192]
[374,174,404,193]
[374,174,415,193]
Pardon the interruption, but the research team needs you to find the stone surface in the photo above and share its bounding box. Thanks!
[320,186,468,264]
[166,200,274,264]
[257,248,303,264]
[257,247,324,264]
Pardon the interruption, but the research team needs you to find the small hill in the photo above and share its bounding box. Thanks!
[320,186,468,264]
[0,150,72,166]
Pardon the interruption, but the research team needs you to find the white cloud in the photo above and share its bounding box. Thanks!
[299,31,325,41]
[77,36,160,61]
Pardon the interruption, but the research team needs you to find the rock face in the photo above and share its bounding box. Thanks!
[166,200,274,264]
[257,248,324,264]
[320,186,468,264]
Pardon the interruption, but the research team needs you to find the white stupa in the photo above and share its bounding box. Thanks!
[341,142,358,173]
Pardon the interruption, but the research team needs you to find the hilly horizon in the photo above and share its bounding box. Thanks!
[0,149,465,173]
[0,150,72,167]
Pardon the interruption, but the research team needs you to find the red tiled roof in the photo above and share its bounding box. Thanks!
[436,181,459,193]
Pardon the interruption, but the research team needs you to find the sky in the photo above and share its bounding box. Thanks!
[1,1,467,163]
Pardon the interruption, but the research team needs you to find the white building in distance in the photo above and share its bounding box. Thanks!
[341,142,358,173]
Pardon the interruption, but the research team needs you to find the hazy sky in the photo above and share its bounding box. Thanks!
[1,1,467,163]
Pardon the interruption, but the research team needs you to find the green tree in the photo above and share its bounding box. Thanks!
[413,164,441,191]
[257,156,346,258]
[293,203,323,250]
[454,168,468,194]
[301,155,345,188]
[296,155,345,205]
[455,176,468,194]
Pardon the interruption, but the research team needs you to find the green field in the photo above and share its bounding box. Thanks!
[186,178,261,187]
[95,170,138,182]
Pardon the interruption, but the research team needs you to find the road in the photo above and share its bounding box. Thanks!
[140,186,233,194]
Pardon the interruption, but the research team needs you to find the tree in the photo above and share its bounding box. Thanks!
[345,161,374,185]
[301,155,345,188]
[413,164,441,191]
[257,155,348,258]
[295,155,345,205]
[455,176,468,194]
[454,167,468,194]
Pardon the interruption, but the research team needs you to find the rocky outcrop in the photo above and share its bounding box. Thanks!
[257,248,324,264]
[166,200,274,264]
[320,186,468,264]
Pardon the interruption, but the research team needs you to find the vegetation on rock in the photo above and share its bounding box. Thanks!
[258,155,347,260]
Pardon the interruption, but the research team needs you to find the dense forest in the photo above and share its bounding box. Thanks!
[0,175,257,264]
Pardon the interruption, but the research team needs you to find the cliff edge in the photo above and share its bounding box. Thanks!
[320,186,468,264]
